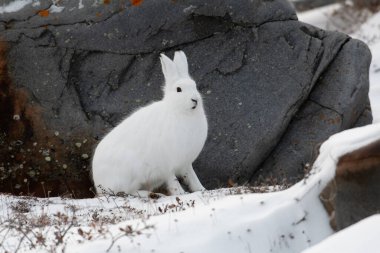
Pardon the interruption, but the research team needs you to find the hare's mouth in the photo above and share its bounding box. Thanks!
[191,99,198,109]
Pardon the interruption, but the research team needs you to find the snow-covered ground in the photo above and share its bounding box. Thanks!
[1,122,379,252]
[304,214,380,253]
[1,3,380,253]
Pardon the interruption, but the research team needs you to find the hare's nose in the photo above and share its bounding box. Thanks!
[191,99,198,109]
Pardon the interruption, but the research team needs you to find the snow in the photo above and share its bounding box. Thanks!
[32,1,40,7]
[297,4,341,31]
[49,4,64,13]
[351,12,380,123]
[303,215,380,253]
[0,0,65,14]
[0,0,33,14]
[1,4,380,253]
[78,0,84,9]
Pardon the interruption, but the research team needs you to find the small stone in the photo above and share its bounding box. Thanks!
[81,154,89,159]
[28,170,36,177]
[75,142,82,148]
[15,140,23,146]
[62,164,68,169]
[45,156,51,162]
[13,114,20,120]
[54,131,59,136]
[206,90,212,94]
[42,149,50,156]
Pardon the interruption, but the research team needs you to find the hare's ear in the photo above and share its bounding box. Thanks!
[160,53,178,85]
[173,51,189,78]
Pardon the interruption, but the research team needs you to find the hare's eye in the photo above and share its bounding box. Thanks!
[176,87,182,93]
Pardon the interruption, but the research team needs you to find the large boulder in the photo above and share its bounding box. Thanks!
[0,0,372,197]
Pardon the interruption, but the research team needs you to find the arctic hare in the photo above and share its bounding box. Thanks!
[92,51,208,196]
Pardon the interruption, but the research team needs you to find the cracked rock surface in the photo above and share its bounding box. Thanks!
[0,0,372,197]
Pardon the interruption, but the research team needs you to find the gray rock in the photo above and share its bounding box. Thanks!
[329,139,380,230]
[354,107,373,127]
[253,39,372,184]
[0,0,372,196]
[335,140,380,230]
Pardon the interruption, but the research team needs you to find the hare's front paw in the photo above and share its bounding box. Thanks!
[181,165,206,192]
[167,176,186,195]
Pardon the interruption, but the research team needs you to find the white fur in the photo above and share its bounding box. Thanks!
[92,51,208,196]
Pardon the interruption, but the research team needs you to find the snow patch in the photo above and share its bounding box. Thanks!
[48,0,64,13]
[0,0,33,14]
[297,4,341,30]
[79,0,84,9]
[303,215,380,253]
[32,0,40,7]
[49,4,64,13]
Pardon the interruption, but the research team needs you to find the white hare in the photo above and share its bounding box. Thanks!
[92,51,208,196]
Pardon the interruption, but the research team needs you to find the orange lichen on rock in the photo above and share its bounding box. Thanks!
[131,0,143,6]
[103,0,111,4]
[38,9,50,17]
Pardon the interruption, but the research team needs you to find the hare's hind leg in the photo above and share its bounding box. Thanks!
[180,165,206,192]
[166,175,186,195]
